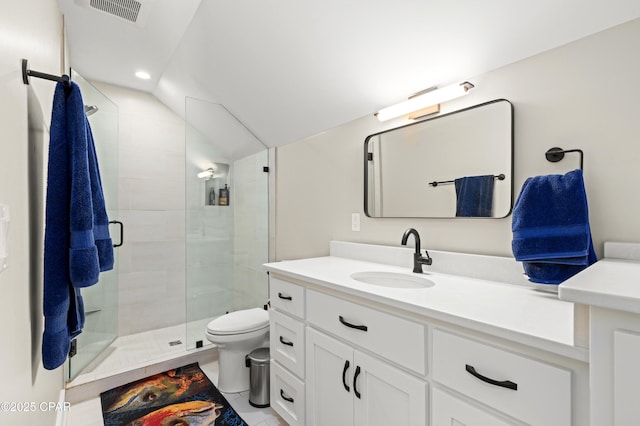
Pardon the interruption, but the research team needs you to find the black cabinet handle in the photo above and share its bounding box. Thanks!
[109,220,124,248]
[465,364,518,391]
[353,365,362,399]
[342,360,351,392]
[339,315,368,332]
[278,292,292,301]
[279,336,294,347]
[280,389,294,403]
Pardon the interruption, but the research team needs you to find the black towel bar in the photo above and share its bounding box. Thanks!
[429,173,505,187]
[22,59,70,86]
[545,147,583,170]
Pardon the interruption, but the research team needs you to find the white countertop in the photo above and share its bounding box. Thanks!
[265,254,586,361]
[559,258,640,313]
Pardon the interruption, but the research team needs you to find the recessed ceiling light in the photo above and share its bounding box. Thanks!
[135,70,151,80]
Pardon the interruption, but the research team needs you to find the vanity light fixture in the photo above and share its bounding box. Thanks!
[376,81,475,122]
[197,168,215,179]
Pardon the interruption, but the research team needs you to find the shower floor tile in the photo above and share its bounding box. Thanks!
[69,323,193,387]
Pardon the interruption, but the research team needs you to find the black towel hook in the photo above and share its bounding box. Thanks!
[545,147,583,170]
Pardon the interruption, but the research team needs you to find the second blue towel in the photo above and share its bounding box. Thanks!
[512,169,597,284]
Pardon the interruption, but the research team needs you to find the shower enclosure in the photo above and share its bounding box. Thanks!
[185,98,270,350]
[67,70,120,380]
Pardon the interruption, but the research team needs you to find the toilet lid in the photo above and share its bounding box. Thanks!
[207,308,269,335]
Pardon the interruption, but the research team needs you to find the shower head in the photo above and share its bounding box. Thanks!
[84,105,99,116]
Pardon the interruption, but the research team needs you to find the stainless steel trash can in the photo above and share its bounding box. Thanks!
[245,347,270,407]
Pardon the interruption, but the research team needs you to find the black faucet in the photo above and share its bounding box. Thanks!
[401,228,433,273]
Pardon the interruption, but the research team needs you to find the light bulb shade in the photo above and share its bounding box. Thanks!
[197,168,215,179]
[376,81,474,122]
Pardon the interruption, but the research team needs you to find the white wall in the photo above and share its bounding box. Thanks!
[275,18,640,261]
[92,82,187,336]
[0,0,66,424]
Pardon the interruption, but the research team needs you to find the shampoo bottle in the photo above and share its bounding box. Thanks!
[209,187,216,205]
[219,184,229,206]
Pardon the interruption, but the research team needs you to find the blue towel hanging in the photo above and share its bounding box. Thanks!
[42,81,113,370]
[512,169,597,285]
[454,175,495,217]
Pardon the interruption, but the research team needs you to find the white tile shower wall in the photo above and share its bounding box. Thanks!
[93,82,186,336]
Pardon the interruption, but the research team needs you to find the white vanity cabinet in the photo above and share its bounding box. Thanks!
[266,245,589,426]
[269,276,428,426]
[269,277,306,425]
[304,287,427,426]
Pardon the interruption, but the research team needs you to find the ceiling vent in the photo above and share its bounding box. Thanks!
[74,0,154,27]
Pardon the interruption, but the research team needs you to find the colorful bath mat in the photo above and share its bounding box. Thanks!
[100,363,247,426]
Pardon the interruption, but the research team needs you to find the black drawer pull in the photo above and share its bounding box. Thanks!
[279,336,294,347]
[339,315,368,332]
[342,360,351,392]
[465,364,518,391]
[278,292,292,301]
[280,389,294,403]
[353,365,362,399]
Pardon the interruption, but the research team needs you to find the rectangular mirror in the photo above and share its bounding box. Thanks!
[364,99,513,218]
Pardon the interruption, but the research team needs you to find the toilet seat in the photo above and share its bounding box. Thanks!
[206,308,269,336]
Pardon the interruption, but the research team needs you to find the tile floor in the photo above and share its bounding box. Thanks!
[65,323,286,426]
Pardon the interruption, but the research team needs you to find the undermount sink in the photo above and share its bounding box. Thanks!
[350,271,435,289]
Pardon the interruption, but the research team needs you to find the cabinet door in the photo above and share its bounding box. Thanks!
[353,350,427,426]
[614,330,640,425]
[306,327,354,426]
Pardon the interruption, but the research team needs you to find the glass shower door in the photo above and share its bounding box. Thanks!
[185,98,269,350]
[67,70,119,380]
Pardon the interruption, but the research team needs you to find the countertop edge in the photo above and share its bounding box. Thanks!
[559,259,640,314]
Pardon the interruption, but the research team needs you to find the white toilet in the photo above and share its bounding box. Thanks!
[205,307,270,393]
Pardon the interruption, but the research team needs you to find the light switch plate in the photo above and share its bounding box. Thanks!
[351,212,360,231]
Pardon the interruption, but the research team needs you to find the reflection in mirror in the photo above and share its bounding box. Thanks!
[364,99,513,218]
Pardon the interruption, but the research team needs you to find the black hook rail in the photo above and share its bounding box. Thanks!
[429,173,505,187]
[22,59,69,86]
[545,147,583,170]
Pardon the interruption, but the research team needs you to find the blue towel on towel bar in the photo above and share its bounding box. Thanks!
[454,175,495,217]
[43,81,113,370]
[67,90,113,286]
[511,169,597,285]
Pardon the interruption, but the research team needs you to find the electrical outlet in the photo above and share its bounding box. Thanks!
[351,213,360,231]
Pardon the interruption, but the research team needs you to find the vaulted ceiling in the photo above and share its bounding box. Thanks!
[58,0,640,151]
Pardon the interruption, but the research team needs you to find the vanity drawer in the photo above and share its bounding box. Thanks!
[432,387,515,426]
[271,361,305,426]
[432,329,571,426]
[270,276,305,319]
[270,309,305,379]
[306,289,426,375]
